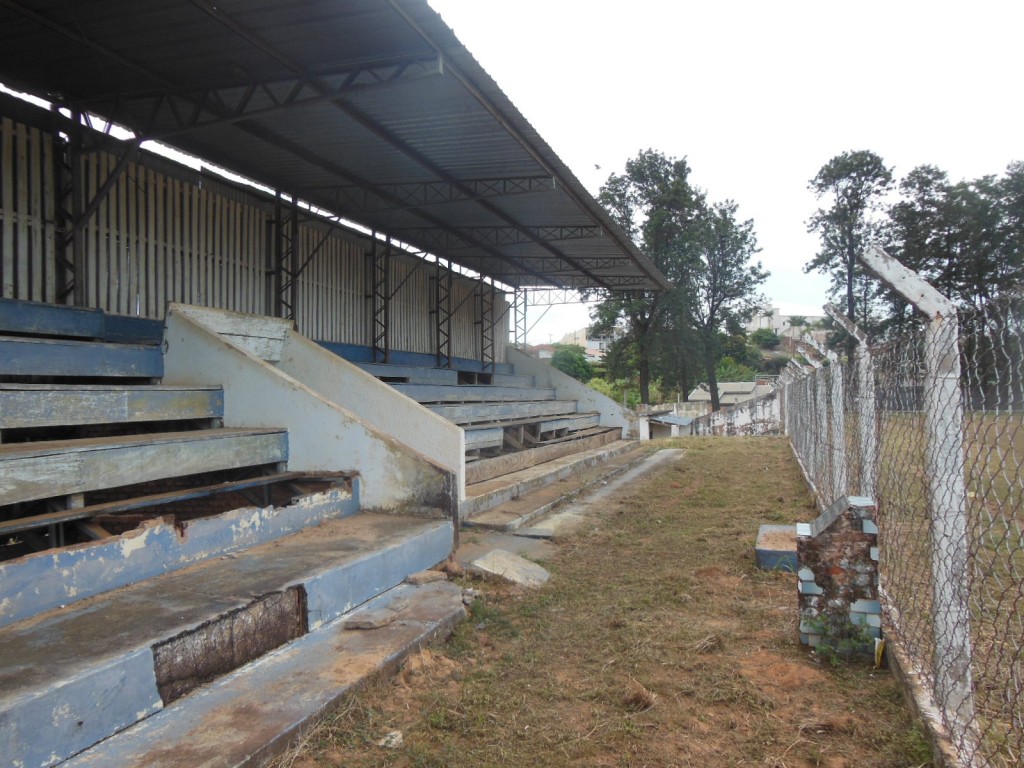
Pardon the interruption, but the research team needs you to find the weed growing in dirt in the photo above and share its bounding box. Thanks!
[271,437,931,768]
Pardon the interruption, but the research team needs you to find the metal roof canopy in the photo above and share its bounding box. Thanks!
[0,0,669,292]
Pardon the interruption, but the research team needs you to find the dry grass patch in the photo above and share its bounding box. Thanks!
[272,437,932,768]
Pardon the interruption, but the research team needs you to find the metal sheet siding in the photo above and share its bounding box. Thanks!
[0,116,55,303]
[1,112,506,358]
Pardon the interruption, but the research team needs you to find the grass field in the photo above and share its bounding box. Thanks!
[270,437,932,768]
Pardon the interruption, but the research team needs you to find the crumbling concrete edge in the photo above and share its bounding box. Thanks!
[244,587,468,768]
[882,628,961,768]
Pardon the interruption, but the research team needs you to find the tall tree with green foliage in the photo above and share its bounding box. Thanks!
[593,150,767,407]
[888,162,1024,318]
[548,344,593,382]
[806,150,894,331]
[687,200,768,410]
[593,149,704,403]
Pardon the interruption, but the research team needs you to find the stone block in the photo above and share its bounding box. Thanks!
[799,580,823,595]
[850,598,881,615]
[467,549,549,588]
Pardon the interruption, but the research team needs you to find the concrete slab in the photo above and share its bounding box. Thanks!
[64,582,466,768]
[455,531,556,567]
[516,448,686,539]
[464,443,654,531]
[0,514,453,768]
[467,550,550,588]
[0,487,359,628]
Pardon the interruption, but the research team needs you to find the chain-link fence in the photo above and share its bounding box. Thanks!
[780,250,1024,767]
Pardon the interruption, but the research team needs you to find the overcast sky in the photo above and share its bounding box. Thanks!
[428,0,1023,343]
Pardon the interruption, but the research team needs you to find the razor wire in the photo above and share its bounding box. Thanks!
[783,292,1024,767]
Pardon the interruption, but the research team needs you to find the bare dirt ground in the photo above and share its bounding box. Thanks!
[271,437,931,768]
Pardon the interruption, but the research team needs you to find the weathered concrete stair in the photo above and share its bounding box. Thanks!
[0,512,454,768]
[461,439,642,523]
[0,428,288,506]
[61,580,466,768]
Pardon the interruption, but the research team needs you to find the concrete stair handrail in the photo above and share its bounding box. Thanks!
[161,304,464,512]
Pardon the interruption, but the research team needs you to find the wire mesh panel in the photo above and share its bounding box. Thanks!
[873,330,937,706]
[785,295,1024,766]
[960,296,1024,764]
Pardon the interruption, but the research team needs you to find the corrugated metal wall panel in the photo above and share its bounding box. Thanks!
[0,116,54,302]
[0,112,510,360]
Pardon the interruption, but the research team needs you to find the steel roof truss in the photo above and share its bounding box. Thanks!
[317,175,556,215]
[391,225,603,251]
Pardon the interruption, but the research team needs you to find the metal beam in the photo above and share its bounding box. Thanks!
[366,236,390,363]
[318,175,556,215]
[433,257,454,369]
[512,288,527,349]
[6,0,560,291]
[477,279,496,372]
[82,55,444,142]
[390,225,603,251]
[273,194,300,320]
[186,1,615,288]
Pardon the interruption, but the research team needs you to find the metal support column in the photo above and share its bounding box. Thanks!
[433,256,453,368]
[477,278,495,372]
[366,236,390,363]
[273,193,300,320]
[512,287,527,349]
[53,109,85,305]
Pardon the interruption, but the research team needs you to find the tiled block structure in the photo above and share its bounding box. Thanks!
[796,495,881,649]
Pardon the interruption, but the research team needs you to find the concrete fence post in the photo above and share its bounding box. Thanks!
[859,245,976,757]
[824,304,877,499]
[827,350,847,504]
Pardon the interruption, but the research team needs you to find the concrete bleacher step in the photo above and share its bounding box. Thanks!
[62,580,465,768]
[461,438,641,522]
[464,412,604,451]
[0,335,163,379]
[0,383,223,429]
[0,427,287,506]
[427,399,578,425]
[490,372,535,387]
[0,512,455,768]
[391,383,557,403]
[462,443,651,534]
[357,362,458,385]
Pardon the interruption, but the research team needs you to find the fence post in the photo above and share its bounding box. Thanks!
[825,304,877,499]
[860,245,976,755]
[802,335,848,505]
[796,338,830,505]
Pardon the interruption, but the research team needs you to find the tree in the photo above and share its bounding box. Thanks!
[715,356,757,382]
[549,344,593,382]
[751,328,780,349]
[806,151,894,335]
[687,200,768,410]
[888,162,1024,319]
[787,315,808,331]
[593,150,704,403]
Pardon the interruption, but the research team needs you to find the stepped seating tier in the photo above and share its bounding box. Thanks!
[0,383,223,429]
[426,399,578,425]
[0,428,288,507]
[0,335,163,379]
[0,513,453,768]
[392,383,557,403]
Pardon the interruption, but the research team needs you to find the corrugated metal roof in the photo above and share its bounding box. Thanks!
[0,0,669,291]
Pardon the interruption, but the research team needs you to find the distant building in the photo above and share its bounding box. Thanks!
[687,380,775,414]
[558,325,623,363]
[525,343,557,360]
[747,306,824,339]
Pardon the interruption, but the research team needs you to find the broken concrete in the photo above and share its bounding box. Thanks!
[467,549,550,588]
[406,569,448,585]
[64,582,465,768]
